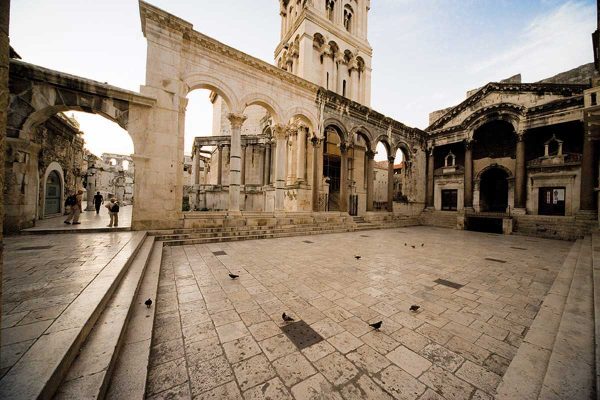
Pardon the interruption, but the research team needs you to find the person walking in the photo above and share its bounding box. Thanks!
[93,191,104,214]
[64,190,76,224]
[106,198,120,227]
[64,190,84,224]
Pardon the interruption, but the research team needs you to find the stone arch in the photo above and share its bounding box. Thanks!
[475,163,513,181]
[393,141,412,162]
[182,73,240,113]
[285,106,318,132]
[464,104,525,136]
[349,125,373,151]
[239,92,284,125]
[323,117,348,142]
[373,134,392,157]
[41,161,66,218]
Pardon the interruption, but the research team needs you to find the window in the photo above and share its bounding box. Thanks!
[326,72,329,90]
[344,5,353,32]
[326,0,335,21]
[441,189,458,211]
[342,80,347,97]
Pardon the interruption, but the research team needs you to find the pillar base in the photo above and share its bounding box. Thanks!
[511,207,527,216]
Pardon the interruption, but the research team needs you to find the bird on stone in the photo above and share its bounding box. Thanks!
[421,243,424,247]
[282,312,294,322]
[144,298,152,308]
[369,321,383,330]
[355,255,361,260]
[411,245,415,249]
[229,273,239,279]
[409,305,420,312]
[404,243,407,246]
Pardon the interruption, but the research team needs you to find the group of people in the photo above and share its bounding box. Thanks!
[64,191,120,227]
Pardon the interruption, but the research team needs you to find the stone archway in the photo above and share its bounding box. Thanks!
[41,162,65,218]
[479,166,510,212]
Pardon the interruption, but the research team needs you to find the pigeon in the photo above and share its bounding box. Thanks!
[355,255,361,260]
[404,243,407,246]
[411,245,415,249]
[282,312,294,322]
[421,243,424,247]
[369,321,383,330]
[144,298,152,308]
[229,273,239,279]
[409,305,420,312]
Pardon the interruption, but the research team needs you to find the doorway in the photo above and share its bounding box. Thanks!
[479,167,508,212]
[538,187,566,216]
[45,171,62,216]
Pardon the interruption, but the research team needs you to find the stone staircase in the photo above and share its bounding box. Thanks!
[496,234,598,399]
[152,213,420,246]
[419,209,459,229]
[513,214,597,241]
[0,233,164,400]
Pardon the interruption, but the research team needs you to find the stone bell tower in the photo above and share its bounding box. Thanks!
[275,0,373,106]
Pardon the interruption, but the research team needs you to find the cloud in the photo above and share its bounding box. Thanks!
[468,1,595,80]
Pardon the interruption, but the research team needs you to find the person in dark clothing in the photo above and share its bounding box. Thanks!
[93,191,104,214]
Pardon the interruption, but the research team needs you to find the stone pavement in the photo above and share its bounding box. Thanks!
[147,226,572,400]
[22,204,132,233]
[0,231,137,378]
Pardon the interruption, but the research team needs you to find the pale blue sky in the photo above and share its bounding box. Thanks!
[9,0,596,158]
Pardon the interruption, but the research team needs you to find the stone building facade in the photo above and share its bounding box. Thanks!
[4,112,85,232]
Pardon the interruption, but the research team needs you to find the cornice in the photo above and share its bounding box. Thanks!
[427,82,590,132]
[140,1,320,94]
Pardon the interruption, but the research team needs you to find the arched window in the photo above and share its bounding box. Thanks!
[326,0,335,22]
[342,80,347,97]
[344,5,353,32]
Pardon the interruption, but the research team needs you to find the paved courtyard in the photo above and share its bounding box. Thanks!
[21,205,132,232]
[147,227,572,400]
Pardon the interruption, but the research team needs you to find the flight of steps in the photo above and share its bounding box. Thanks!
[419,209,459,228]
[0,232,164,400]
[513,214,597,241]
[496,234,598,399]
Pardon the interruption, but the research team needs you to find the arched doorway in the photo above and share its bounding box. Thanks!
[323,127,343,211]
[45,171,62,216]
[479,167,508,212]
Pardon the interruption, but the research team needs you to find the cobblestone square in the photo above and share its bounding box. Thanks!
[147,226,571,399]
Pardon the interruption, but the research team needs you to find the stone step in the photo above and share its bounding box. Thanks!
[153,224,356,240]
[53,236,156,399]
[161,227,356,246]
[106,241,164,400]
[496,238,582,399]
[538,235,596,399]
[0,231,147,400]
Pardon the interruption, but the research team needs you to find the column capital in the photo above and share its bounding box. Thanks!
[365,149,376,159]
[310,136,322,147]
[227,113,247,129]
[272,124,288,140]
[464,138,474,150]
[516,132,526,142]
[339,142,349,153]
[388,156,395,164]
[286,125,299,136]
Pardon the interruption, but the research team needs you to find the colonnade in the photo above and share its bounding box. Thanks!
[191,113,399,214]
[424,130,597,212]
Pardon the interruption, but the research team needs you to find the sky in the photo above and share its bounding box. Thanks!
[9,0,596,161]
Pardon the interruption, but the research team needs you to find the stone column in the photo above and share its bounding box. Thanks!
[1,0,11,328]
[426,147,435,208]
[203,160,208,184]
[273,124,288,211]
[387,156,394,212]
[217,144,223,186]
[241,143,247,186]
[227,113,247,212]
[296,126,307,183]
[85,175,95,211]
[339,143,349,212]
[366,150,375,212]
[581,129,597,211]
[263,143,271,186]
[464,139,473,209]
[311,137,321,212]
[194,149,201,185]
[514,133,526,210]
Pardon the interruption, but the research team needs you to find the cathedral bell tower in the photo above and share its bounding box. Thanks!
[275,0,373,106]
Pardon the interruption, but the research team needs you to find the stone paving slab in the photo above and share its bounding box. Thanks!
[145,226,571,399]
[0,231,143,399]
